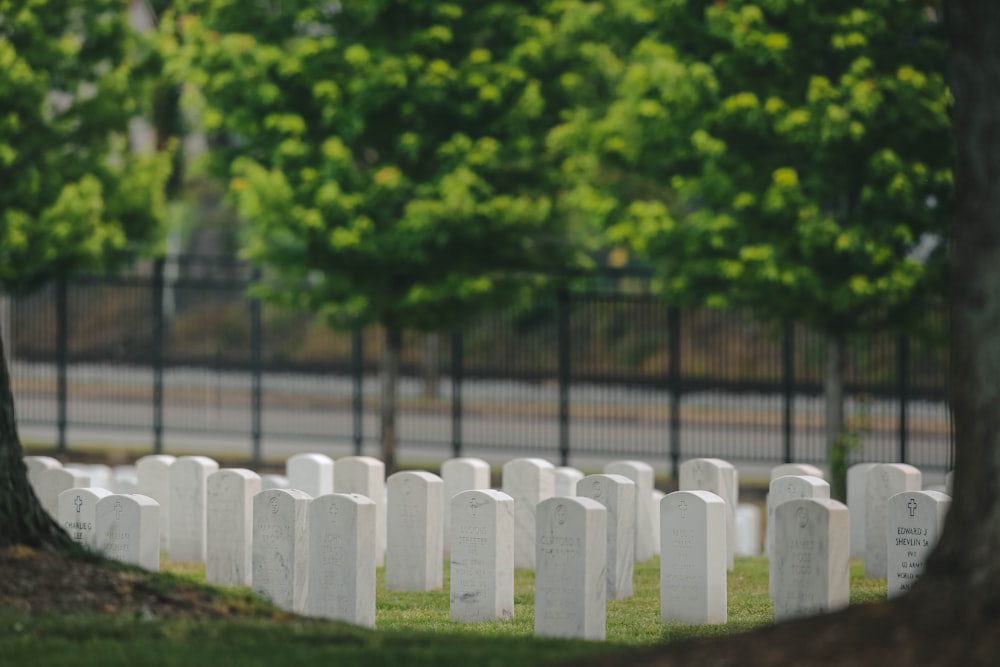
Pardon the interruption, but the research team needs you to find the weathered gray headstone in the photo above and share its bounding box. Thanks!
[334,456,387,567]
[502,458,555,569]
[286,453,334,498]
[534,496,607,641]
[36,467,89,519]
[252,488,311,613]
[206,468,260,587]
[168,455,218,562]
[136,454,175,551]
[736,503,762,557]
[386,471,444,592]
[577,473,635,600]
[554,467,584,497]
[603,460,656,563]
[95,494,161,571]
[441,457,491,554]
[773,498,849,622]
[865,463,922,579]
[660,490,728,625]
[767,475,830,597]
[449,489,515,623]
[847,462,878,559]
[770,463,825,481]
[679,458,738,570]
[307,493,377,627]
[887,490,950,598]
[58,487,112,549]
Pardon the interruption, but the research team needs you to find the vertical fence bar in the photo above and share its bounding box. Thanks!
[668,306,682,479]
[782,322,795,463]
[250,269,263,467]
[152,259,165,454]
[557,286,571,467]
[451,331,463,459]
[352,330,363,456]
[898,333,910,464]
[56,275,68,454]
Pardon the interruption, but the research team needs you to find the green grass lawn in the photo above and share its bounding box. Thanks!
[0,556,887,667]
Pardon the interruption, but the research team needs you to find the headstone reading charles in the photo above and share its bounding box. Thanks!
[307,493,377,627]
[847,462,879,559]
[449,489,515,623]
[95,494,161,571]
[772,498,850,622]
[767,475,830,597]
[286,453,334,498]
[136,454,175,551]
[660,490,728,625]
[770,463,825,481]
[206,468,261,587]
[334,456,387,567]
[865,463,922,579]
[554,467,584,497]
[887,490,951,598]
[603,460,656,563]
[252,488,311,613]
[534,496,607,641]
[441,457,491,554]
[58,487,112,549]
[386,471,444,592]
[736,503,762,557]
[168,456,219,562]
[502,458,555,569]
[679,458,738,570]
[36,467,89,519]
[577,474,635,600]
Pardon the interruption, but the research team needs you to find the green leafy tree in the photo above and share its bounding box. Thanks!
[554,0,953,497]
[165,0,601,471]
[0,0,172,547]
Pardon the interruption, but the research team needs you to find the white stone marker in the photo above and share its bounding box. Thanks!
[58,487,112,549]
[112,465,139,494]
[534,496,607,641]
[386,471,444,592]
[136,454,175,551]
[554,467,584,497]
[603,460,656,563]
[206,468,260,587]
[577,474,635,600]
[770,463,825,481]
[25,456,62,504]
[252,488,311,613]
[865,463,922,579]
[441,457,491,554]
[887,490,950,598]
[65,463,113,491]
[259,474,291,490]
[36,467,89,519]
[736,503,762,557]
[847,462,879,559]
[95,494,161,571]
[334,456,387,567]
[773,498,849,622]
[450,489,515,623]
[502,458,555,569]
[307,493,377,627]
[660,490,728,625]
[286,453,334,498]
[679,458,738,570]
[651,489,665,555]
[767,475,830,597]
[168,456,218,562]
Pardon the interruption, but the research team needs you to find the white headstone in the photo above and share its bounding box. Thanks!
[36,467,89,519]
[736,503,762,557]
[773,498,849,622]
[770,463,825,481]
[660,490,728,625]
[95,494,161,571]
[502,458,555,569]
[307,493,377,627]
[286,453,334,498]
[847,462,878,559]
[767,475,830,597]
[136,454,175,551]
[887,490,950,598]
[554,467,584,497]
[168,455,219,562]
[534,496,607,641]
[259,474,290,490]
[252,488,310,613]
[865,463,922,579]
[58,487,112,549]
[651,489,665,555]
[577,474,635,600]
[679,458,737,570]
[441,457,491,554]
[334,456,387,567]
[603,460,656,563]
[24,455,61,500]
[386,471,444,592]
[112,465,139,494]
[449,489,515,623]
[65,463,112,491]
[206,468,261,587]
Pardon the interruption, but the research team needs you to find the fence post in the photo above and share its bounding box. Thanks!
[898,333,910,464]
[557,286,571,467]
[352,330,363,456]
[152,259,165,455]
[250,269,263,467]
[782,322,795,463]
[56,275,68,454]
[451,331,463,459]
[668,306,682,479]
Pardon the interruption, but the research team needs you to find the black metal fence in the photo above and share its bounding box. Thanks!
[6,255,952,475]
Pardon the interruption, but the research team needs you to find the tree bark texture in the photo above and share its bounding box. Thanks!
[379,325,402,475]
[824,332,847,500]
[915,0,1000,618]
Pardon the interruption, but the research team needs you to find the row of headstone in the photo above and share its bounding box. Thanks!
[57,487,161,571]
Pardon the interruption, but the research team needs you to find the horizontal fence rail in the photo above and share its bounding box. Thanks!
[5,255,953,476]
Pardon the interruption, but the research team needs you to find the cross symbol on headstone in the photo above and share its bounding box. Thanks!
[678,500,688,516]
[908,499,918,517]
[113,501,123,520]
[74,495,83,513]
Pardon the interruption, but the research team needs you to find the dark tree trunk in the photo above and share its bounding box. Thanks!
[0,329,76,549]
[914,0,1000,618]
[824,332,848,501]
[379,325,403,475]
